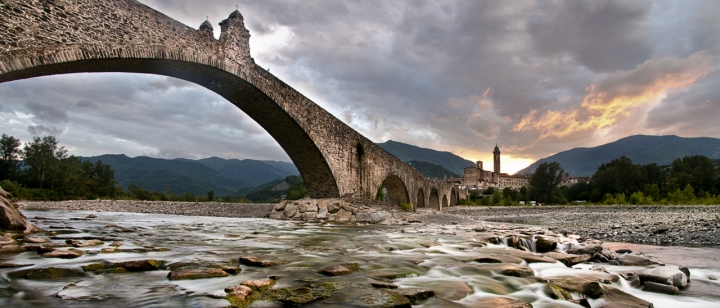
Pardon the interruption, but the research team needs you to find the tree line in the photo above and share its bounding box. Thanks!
[459,155,720,206]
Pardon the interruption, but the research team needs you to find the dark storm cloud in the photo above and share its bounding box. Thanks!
[528,0,652,72]
[28,124,64,136]
[1,0,719,172]
[24,101,69,123]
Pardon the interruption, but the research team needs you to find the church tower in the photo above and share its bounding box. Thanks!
[493,144,501,175]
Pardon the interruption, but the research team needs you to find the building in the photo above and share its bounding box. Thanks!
[462,145,530,190]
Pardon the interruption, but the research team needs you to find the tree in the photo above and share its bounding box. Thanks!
[207,189,215,201]
[528,161,565,204]
[670,155,718,196]
[0,134,22,181]
[22,136,67,189]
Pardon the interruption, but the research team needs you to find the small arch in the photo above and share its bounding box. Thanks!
[429,188,440,210]
[416,188,426,208]
[450,188,458,206]
[381,175,410,207]
[442,195,448,209]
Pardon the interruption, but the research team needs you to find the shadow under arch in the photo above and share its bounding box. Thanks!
[429,188,440,210]
[442,194,448,209]
[450,188,458,206]
[380,175,409,207]
[416,188,426,208]
[0,58,340,198]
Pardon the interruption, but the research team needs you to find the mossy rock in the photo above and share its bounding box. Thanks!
[544,282,572,300]
[110,267,128,273]
[113,259,162,271]
[82,263,106,272]
[26,267,88,279]
[320,263,360,276]
[354,289,411,308]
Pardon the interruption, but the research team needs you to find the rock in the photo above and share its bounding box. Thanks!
[267,283,337,306]
[225,285,254,307]
[652,224,670,234]
[679,266,690,279]
[0,195,32,233]
[283,203,299,218]
[85,214,97,218]
[708,274,717,280]
[535,236,557,253]
[467,297,532,307]
[239,255,276,267]
[41,249,84,258]
[583,281,605,298]
[544,282,572,300]
[209,264,241,274]
[110,241,123,247]
[100,247,119,253]
[299,201,318,213]
[82,263,106,272]
[26,267,88,279]
[569,299,591,308]
[567,244,603,255]
[113,259,162,271]
[419,281,472,300]
[616,254,659,266]
[327,201,342,213]
[24,237,50,243]
[638,265,688,288]
[336,208,353,222]
[241,278,276,290]
[615,249,632,254]
[475,263,535,278]
[544,252,591,266]
[354,289,411,308]
[274,201,287,211]
[599,287,654,308]
[643,281,680,295]
[167,268,229,280]
[66,239,104,247]
[317,202,328,219]
[403,228,419,234]
[0,244,25,253]
[320,263,359,276]
[393,288,434,304]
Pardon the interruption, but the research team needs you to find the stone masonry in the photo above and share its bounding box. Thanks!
[0,0,464,210]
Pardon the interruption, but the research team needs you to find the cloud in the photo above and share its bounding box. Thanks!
[513,52,714,139]
[24,101,69,123]
[76,99,98,109]
[28,124,64,136]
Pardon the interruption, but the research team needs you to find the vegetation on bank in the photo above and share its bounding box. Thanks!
[459,155,720,206]
[0,134,308,203]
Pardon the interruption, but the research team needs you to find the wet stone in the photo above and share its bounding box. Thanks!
[320,263,359,276]
[393,288,434,304]
[24,236,50,243]
[209,264,242,274]
[26,267,88,279]
[41,248,84,258]
[239,255,276,267]
[0,262,33,268]
[241,278,276,290]
[167,268,229,280]
[112,259,162,271]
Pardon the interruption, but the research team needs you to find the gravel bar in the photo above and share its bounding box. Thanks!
[23,200,276,218]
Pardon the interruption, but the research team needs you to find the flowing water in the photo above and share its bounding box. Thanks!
[1,210,719,307]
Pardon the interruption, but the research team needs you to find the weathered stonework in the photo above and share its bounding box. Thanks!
[0,0,465,210]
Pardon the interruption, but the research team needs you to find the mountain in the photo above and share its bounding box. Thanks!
[408,160,459,179]
[378,140,475,175]
[515,135,720,177]
[188,157,299,186]
[83,154,253,196]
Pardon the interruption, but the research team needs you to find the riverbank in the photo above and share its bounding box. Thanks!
[443,205,720,246]
[21,201,720,246]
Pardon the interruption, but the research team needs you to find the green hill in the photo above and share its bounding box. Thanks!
[378,140,474,175]
[408,160,459,179]
[189,157,298,186]
[516,135,720,176]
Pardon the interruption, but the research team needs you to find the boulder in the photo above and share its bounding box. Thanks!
[393,288,434,304]
[544,252,591,266]
[239,255,276,267]
[354,289,411,308]
[209,264,241,274]
[24,237,50,243]
[0,195,32,233]
[167,268,229,280]
[616,254,659,266]
[320,263,360,276]
[535,236,557,253]
[113,259,162,271]
[26,267,88,279]
[225,285,254,307]
[544,282,572,300]
[474,263,535,278]
[638,265,688,288]
[266,283,337,306]
[643,281,680,295]
[467,297,532,308]
[0,262,33,268]
[41,249,84,259]
[66,239,104,247]
[652,224,670,234]
[567,244,603,255]
[599,287,654,308]
[241,278,276,290]
[369,279,399,289]
[0,244,25,253]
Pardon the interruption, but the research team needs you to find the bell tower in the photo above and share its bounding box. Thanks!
[493,144,501,175]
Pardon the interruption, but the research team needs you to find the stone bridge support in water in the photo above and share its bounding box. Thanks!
[0,0,465,210]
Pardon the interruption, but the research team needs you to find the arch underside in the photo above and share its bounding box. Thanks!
[0,57,340,198]
[429,188,439,210]
[381,175,409,207]
[416,188,425,208]
[442,195,448,208]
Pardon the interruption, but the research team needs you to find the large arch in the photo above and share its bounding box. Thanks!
[416,188,426,208]
[429,188,440,210]
[442,195,448,209]
[0,0,438,204]
[381,175,410,207]
[450,188,458,206]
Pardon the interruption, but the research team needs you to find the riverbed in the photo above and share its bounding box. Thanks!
[1,209,719,307]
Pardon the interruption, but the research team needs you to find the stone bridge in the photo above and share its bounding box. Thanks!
[0,0,466,210]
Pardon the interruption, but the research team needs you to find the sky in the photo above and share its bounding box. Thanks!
[1,0,719,174]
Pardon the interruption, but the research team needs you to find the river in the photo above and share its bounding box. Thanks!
[1,209,719,307]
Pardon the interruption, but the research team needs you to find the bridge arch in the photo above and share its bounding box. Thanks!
[429,188,440,210]
[442,194,448,209]
[0,0,436,203]
[450,188,458,206]
[380,175,409,207]
[416,188,426,208]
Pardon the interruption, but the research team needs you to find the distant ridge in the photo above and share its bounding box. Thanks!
[515,135,720,176]
[378,140,475,175]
